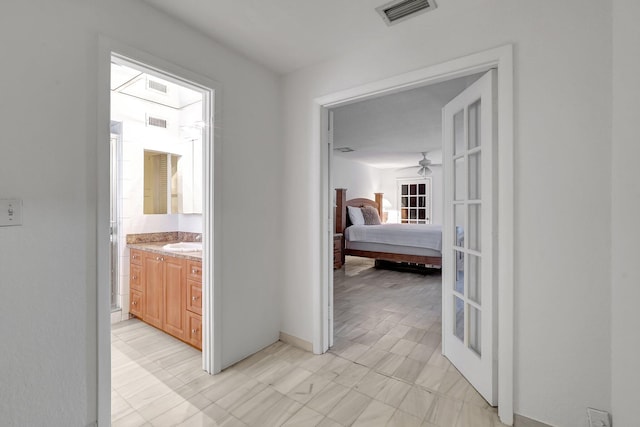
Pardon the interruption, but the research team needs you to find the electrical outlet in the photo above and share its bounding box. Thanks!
[587,408,611,427]
[0,199,22,227]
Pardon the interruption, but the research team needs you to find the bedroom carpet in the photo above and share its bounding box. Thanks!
[110,257,505,426]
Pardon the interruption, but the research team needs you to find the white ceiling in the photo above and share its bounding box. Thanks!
[111,62,202,109]
[332,73,481,169]
[142,0,449,74]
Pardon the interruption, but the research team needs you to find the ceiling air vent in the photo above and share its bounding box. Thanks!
[146,78,168,94]
[147,115,167,129]
[376,0,436,26]
[335,147,355,153]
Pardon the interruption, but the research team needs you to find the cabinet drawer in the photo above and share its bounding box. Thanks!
[187,260,202,282]
[186,311,202,350]
[130,265,143,291]
[130,289,143,318]
[130,249,144,266]
[187,280,202,315]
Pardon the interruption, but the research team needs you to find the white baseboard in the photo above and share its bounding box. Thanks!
[279,331,313,352]
[514,414,553,427]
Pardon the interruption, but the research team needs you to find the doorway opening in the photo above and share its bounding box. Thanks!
[317,46,514,425]
[98,46,221,426]
[328,72,486,417]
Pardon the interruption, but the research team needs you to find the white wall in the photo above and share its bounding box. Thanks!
[332,156,382,200]
[0,1,281,425]
[280,1,612,426]
[611,1,640,426]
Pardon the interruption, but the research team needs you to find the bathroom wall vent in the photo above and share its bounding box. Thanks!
[376,0,436,26]
[146,78,168,94]
[147,115,168,129]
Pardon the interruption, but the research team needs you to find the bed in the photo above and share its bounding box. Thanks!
[335,188,442,267]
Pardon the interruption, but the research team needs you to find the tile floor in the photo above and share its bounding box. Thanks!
[111,257,507,426]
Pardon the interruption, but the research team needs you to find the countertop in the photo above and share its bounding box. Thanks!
[127,242,202,261]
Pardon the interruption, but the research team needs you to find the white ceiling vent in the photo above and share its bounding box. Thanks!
[146,78,168,95]
[376,0,436,26]
[147,115,168,129]
[335,147,355,153]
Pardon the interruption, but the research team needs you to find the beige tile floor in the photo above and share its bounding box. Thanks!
[111,257,507,426]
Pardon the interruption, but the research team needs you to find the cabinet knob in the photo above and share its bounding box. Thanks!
[132,275,137,280]
[156,256,164,261]
[132,301,137,306]
[192,296,200,301]
[192,269,198,274]
[192,328,199,334]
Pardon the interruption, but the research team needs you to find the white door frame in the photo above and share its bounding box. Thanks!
[96,37,223,426]
[315,45,514,425]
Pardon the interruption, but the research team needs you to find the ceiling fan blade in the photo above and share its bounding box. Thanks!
[397,166,419,171]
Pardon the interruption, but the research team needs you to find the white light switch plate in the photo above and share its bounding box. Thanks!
[0,199,23,226]
[587,408,611,427]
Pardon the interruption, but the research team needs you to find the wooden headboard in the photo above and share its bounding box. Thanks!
[335,188,383,234]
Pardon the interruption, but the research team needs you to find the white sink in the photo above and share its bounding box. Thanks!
[162,242,202,252]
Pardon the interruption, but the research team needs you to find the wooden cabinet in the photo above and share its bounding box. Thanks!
[185,311,202,349]
[163,257,186,340]
[143,254,164,329]
[185,259,202,350]
[129,248,201,350]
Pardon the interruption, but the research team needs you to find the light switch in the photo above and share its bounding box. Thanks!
[0,199,23,227]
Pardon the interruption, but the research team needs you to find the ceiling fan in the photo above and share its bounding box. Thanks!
[399,152,440,176]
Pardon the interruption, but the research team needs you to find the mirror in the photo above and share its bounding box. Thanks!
[143,144,201,215]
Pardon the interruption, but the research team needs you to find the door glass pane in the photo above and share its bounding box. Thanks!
[469,306,481,356]
[454,204,464,247]
[469,151,481,200]
[468,203,481,252]
[454,250,464,294]
[468,254,481,304]
[402,185,408,195]
[454,157,465,201]
[401,196,408,207]
[454,296,465,342]
[454,109,465,155]
[469,99,481,149]
[410,184,417,195]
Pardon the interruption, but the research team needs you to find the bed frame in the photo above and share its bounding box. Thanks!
[335,188,442,267]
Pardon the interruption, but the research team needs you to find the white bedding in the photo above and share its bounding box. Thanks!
[345,224,443,251]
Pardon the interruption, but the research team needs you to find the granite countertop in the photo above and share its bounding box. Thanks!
[127,242,202,261]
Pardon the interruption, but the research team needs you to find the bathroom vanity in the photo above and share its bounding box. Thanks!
[128,244,202,350]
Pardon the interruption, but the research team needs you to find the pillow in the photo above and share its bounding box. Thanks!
[347,206,365,225]
[361,205,382,225]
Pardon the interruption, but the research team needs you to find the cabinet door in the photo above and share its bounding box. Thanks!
[130,289,143,318]
[143,253,164,329]
[163,256,186,339]
[186,311,202,350]
[130,265,143,292]
[186,260,202,282]
[186,279,202,315]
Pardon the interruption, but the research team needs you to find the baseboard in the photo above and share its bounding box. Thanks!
[279,331,313,352]
[514,414,553,427]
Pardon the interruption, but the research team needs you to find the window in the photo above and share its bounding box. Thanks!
[398,178,432,224]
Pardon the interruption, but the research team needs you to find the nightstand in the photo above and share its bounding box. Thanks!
[334,233,343,269]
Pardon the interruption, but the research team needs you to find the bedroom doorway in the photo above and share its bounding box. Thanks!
[97,41,223,426]
[317,45,514,424]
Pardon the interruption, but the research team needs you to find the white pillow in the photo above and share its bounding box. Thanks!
[347,206,365,225]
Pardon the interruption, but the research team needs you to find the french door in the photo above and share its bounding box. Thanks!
[442,69,497,405]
